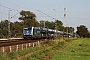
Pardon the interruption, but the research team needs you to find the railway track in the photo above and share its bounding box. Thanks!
[0,40,38,47]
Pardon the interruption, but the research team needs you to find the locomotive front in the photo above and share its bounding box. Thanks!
[23,27,34,39]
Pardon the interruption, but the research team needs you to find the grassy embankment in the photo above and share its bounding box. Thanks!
[0,38,75,60]
[22,38,74,60]
[51,38,90,60]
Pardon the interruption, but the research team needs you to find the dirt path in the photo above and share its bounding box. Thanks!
[17,45,55,60]
[42,42,70,60]
[17,49,40,60]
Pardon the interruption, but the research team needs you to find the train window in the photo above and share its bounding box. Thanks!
[24,28,28,30]
[28,28,32,30]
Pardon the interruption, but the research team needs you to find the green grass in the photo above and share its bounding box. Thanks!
[51,38,90,60]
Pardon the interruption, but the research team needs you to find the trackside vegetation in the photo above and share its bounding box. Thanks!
[0,38,72,60]
[21,39,73,60]
[51,38,90,60]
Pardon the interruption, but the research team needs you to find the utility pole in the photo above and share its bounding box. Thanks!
[8,10,11,39]
[8,11,19,39]
[53,9,57,29]
[53,9,57,37]
[64,8,66,28]
[64,8,68,37]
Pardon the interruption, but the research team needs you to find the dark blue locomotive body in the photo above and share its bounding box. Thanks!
[23,26,41,39]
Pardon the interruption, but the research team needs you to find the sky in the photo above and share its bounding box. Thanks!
[0,0,90,32]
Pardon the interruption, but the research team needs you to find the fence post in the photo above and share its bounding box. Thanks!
[29,43,31,47]
[2,47,5,53]
[22,44,23,50]
[16,45,18,51]
[9,46,12,52]
[38,41,40,47]
[38,41,40,45]
[33,43,34,47]
[26,44,27,50]
[36,42,37,46]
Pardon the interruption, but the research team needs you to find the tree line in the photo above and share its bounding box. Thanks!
[0,10,90,38]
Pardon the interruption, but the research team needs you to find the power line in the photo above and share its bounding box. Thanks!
[0,4,19,12]
[0,11,19,19]
[66,17,90,20]
[37,10,55,19]
[3,0,30,10]
[55,17,90,21]
[10,12,20,19]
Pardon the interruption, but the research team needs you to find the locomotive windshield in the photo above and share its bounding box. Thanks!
[24,28,31,30]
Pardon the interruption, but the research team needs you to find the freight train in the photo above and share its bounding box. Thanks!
[23,26,75,39]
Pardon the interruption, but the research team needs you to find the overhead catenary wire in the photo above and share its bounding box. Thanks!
[2,0,31,11]
[10,12,20,19]
[65,17,90,20]
[55,16,90,21]
[0,11,19,19]
[37,10,55,20]
[0,4,19,12]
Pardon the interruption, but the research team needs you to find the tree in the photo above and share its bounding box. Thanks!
[39,20,55,29]
[0,20,8,38]
[56,20,64,31]
[76,25,89,38]
[25,19,39,27]
[39,20,64,30]
[64,27,74,33]
[19,10,39,27]
[39,20,45,27]
[11,21,23,37]
[45,21,55,29]
[69,27,74,33]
